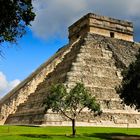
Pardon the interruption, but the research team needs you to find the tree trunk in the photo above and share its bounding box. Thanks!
[72,119,76,136]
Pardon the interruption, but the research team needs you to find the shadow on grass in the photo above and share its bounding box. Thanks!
[20,134,52,139]
[19,133,140,140]
[17,125,39,127]
[20,134,86,139]
[84,133,140,140]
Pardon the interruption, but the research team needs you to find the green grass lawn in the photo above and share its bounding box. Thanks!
[0,125,140,140]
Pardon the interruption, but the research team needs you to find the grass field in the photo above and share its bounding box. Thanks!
[0,125,140,140]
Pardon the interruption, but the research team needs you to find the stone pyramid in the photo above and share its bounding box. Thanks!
[1,13,140,127]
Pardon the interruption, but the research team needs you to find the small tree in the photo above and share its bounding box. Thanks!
[44,83,101,136]
[118,49,140,111]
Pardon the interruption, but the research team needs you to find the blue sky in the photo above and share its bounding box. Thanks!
[0,29,68,81]
[0,0,140,98]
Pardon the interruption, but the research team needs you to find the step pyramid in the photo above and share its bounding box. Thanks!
[1,13,140,127]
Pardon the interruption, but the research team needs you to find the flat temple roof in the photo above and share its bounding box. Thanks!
[69,13,133,30]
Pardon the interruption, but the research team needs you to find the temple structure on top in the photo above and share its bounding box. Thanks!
[69,13,133,42]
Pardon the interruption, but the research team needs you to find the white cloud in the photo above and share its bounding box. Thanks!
[32,0,88,39]
[31,0,140,41]
[0,72,20,99]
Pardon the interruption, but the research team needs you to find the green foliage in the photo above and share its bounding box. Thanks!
[44,83,101,136]
[118,49,140,110]
[44,83,101,120]
[0,0,35,43]
[43,83,101,136]
[45,84,67,113]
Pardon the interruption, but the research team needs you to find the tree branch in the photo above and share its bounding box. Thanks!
[60,109,72,120]
[77,106,85,115]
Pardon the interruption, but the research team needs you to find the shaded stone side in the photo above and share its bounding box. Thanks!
[65,33,140,127]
